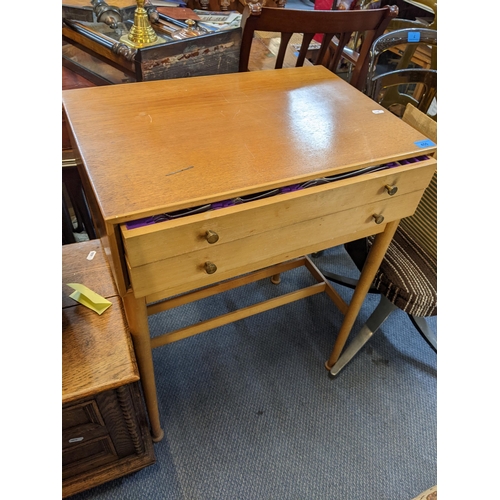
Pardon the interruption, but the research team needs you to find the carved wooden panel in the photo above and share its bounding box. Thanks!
[62,384,155,498]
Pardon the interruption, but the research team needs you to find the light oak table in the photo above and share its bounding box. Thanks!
[62,65,437,442]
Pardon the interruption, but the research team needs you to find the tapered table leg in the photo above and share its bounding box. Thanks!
[329,296,397,376]
[123,291,164,442]
[325,220,400,370]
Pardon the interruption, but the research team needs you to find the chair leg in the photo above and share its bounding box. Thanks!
[329,295,397,377]
[408,315,437,352]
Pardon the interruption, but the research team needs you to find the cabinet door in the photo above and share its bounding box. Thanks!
[62,385,145,479]
[62,399,118,479]
[62,384,155,498]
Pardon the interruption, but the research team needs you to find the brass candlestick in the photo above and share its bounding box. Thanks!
[120,0,165,48]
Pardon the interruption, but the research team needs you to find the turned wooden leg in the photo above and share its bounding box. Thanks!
[122,291,164,442]
[325,220,400,370]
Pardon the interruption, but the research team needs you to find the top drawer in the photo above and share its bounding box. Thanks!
[121,160,436,298]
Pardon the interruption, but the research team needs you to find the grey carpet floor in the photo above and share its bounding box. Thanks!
[69,245,437,500]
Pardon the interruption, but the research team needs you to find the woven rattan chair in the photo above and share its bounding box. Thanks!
[322,103,437,376]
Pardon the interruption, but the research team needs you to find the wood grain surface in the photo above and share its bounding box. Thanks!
[62,296,140,403]
[62,66,436,224]
[62,240,118,308]
[62,241,139,403]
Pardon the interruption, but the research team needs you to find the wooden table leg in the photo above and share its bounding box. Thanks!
[122,291,165,442]
[325,220,400,370]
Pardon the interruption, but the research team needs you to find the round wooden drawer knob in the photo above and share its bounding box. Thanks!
[205,230,219,244]
[204,262,217,274]
[373,214,385,224]
[385,184,398,196]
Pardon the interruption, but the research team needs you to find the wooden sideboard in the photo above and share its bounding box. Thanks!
[62,240,155,497]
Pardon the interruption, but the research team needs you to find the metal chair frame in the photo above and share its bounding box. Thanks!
[370,67,437,115]
[365,27,437,96]
[318,103,437,377]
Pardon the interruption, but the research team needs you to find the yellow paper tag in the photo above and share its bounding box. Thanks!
[67,283,112,315]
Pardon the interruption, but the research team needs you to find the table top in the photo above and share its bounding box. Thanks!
[62,240,139,403]
[62,65,435,224]
[62,240,118,308]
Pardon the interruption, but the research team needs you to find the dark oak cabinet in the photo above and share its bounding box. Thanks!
[62,240,155,497]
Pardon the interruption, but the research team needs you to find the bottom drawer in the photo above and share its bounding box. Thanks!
[62,384,155,498]
[62,398,117,478]
[62,386,140,479]
[62,435,117,480]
